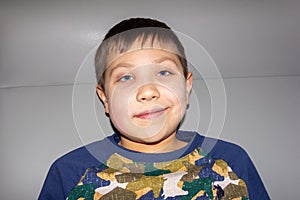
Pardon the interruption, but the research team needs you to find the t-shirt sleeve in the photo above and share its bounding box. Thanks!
[236,147,270,199]
[213,141,270,200]
[38,162,67,200]
[38,145,101,199]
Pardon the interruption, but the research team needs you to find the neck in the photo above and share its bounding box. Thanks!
[119,133,187,153]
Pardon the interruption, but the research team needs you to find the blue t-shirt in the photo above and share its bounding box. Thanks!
[38,131,270,199]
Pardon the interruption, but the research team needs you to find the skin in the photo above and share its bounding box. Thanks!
[96,48,193,153]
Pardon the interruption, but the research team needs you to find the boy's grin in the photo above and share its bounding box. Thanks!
[134,107,169,120]
[97,48,192,152]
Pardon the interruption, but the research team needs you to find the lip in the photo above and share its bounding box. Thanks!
[134,107,169,120]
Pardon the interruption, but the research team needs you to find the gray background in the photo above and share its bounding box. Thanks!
[1,0,299,199]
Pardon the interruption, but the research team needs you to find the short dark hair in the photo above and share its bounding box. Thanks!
[95,17,188,90]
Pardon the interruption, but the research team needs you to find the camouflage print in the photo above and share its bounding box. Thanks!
[67,148,249,200]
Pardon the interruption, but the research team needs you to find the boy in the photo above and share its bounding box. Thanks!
[39,18,269,199]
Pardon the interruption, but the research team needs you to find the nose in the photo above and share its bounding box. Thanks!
[136,84,160,102]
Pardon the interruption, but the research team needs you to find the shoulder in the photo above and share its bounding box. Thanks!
[190,132,255,173]
[55,139,113,167]
[52,146,92,168]
[210,138,255,173]
[39,139,111,199]
[192,133,250,161]
[212,138,249,159]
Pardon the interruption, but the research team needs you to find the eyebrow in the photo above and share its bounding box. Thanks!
[108,63,134,78]
[153,56,179,66]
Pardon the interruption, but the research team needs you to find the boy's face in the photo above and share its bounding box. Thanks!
[97,48,192,144]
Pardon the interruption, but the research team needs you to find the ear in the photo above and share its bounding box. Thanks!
[185,72,193,103]
[96,85,109,114]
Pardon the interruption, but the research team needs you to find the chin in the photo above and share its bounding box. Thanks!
[135,133,172,144]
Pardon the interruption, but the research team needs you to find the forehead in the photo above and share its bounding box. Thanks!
[108,49,181,70]
[105,36,181,70]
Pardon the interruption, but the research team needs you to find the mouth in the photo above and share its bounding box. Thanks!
[134,107,169,120]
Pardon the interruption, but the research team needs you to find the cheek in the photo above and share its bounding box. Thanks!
[164,79,188,105]
[108,88,130,119]
[168,82,189,119]
[107,86,137,129]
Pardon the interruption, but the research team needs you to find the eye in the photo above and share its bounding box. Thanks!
[118,75,133,82]
[157,70,172,76]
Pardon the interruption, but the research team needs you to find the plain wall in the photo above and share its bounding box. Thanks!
[1,0,299,199]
